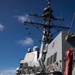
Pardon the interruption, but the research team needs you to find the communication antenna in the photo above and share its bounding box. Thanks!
[65,13,75,41]
[69,13,75,33]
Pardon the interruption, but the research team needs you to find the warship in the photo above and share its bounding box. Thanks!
[16,0,75,75]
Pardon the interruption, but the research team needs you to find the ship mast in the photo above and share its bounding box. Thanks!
[24,0,70,70]
[38,0,53,69]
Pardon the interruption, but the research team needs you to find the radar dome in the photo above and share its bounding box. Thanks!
[16,67,19,71]
[33,46,39,51]
[28,48,32,52]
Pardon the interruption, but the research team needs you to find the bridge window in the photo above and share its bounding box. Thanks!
[47,52,57,66]
[47,58,49,66]
[50,55,53,64]
[53,52,57,63]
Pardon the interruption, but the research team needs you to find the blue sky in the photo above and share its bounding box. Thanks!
[0,0,75,75]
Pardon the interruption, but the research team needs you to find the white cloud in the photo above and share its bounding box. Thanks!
[15,14,31,23]
[17,37,34,46]
[0,69,16,75]
[0,24,4,31]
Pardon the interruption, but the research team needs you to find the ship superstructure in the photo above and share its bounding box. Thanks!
[45,32,75,72]
[16,0,75,75]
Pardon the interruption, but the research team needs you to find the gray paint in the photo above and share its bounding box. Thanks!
[45,32,75,72]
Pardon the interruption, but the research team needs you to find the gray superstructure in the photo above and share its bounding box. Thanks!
[45,32,75,73]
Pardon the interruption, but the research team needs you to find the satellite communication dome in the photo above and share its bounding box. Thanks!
[16,67,19,71]
[33,46,39,51]
[28,48,32,52]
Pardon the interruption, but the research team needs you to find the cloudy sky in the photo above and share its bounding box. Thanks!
[0,0,75,75]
